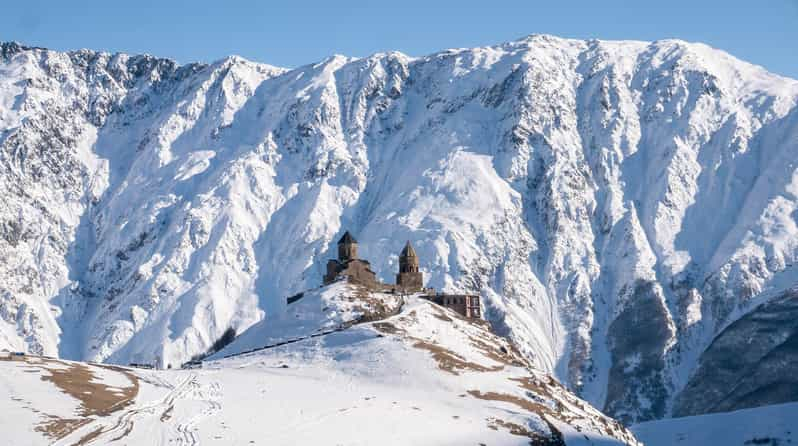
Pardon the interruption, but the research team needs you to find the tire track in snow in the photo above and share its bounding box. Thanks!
[172,379,222,446]
[55,373,194,445]
[56,372,222,446]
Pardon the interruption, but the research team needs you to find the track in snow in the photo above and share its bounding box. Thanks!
[56,372,222,446]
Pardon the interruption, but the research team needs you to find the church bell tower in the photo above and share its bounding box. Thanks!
[337,231,358,262]
[396,241,423,291]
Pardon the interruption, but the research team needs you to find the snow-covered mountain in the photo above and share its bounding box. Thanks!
[1,35,797,424]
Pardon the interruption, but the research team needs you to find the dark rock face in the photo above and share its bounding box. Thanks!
[605,280,674,424]
[674,287,798,417]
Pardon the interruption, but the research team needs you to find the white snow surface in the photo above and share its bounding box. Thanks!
[0,289,640,445]
[632,402,798,446]
[1,35,798,422]
[210,281,401,357]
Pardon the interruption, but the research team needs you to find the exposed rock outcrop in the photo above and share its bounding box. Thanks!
[674,287,798,416]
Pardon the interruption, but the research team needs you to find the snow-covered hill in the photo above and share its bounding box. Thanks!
[632,402,798,446]
[1,35,797,424]
[0,284,640,445]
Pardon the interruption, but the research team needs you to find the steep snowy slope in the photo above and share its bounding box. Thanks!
[210,282,403,358]
[0,41,286,362]
[1,36,798,423]
[0,286,640,445]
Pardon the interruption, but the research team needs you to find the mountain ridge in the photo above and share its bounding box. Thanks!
[7,33,796,83]
[1,34,797,424]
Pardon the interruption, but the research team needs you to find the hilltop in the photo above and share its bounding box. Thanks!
[1,283,640,445]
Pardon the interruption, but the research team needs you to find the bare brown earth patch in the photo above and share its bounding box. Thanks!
[372,321,403,335]
[0,356,139,441]
[507,376,628,440]
[511,377,554,399]
[470,337,527,367]
[350,286,404,323]
[40,361,139,417]
[371,310,508,375]
[36,417,93,440]
[470,387,568,445]
[486,417,566,446]
[412,340,503,375]
[468,390,550,414]
[74,426,105,446]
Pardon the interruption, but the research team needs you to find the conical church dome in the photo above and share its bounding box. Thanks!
[400,241,417,258]
[338,231,357,245]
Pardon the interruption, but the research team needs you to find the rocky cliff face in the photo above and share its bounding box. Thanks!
[674,286,798,416]
[1,36,797,423]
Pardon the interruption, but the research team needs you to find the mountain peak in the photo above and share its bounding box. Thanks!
[0,34,797,427]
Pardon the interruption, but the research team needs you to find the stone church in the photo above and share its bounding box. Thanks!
[323,231,380,288]
[322,231,481,319]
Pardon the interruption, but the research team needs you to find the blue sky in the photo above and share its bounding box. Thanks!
[3,0,797,78]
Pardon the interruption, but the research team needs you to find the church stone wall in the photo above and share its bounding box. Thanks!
[423,294,481,319]
[396,271,423,291]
